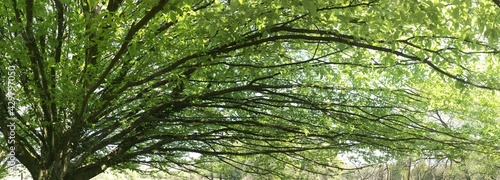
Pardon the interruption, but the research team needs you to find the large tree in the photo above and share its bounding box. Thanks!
[1,0,500,179]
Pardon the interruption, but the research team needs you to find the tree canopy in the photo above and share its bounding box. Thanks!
[1,0,500,179]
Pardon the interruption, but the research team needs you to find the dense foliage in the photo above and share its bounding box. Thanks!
[1,0,500,179]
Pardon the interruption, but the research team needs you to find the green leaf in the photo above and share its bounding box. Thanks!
[303,1,317,16]
[87,0,98,8]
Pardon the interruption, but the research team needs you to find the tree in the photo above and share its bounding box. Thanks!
[1,0,500,179]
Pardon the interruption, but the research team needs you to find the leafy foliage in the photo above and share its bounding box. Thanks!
[0,0,500,179]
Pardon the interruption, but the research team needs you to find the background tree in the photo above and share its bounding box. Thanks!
[1,0,500,179]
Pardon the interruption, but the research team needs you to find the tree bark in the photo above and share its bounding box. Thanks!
[407,158,412,180]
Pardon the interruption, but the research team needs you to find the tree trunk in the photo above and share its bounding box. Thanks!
[29,162,106,180]
[386,163,390,180]
[34,163,69,180]
[407,158,412,180]
[29,149,70,180]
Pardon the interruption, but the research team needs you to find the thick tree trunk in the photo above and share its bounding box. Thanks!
[27,158,105,180]
[407,158,412,180]
[33,162,68,180]
[31,167,105,180]
[28,148,70,180]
